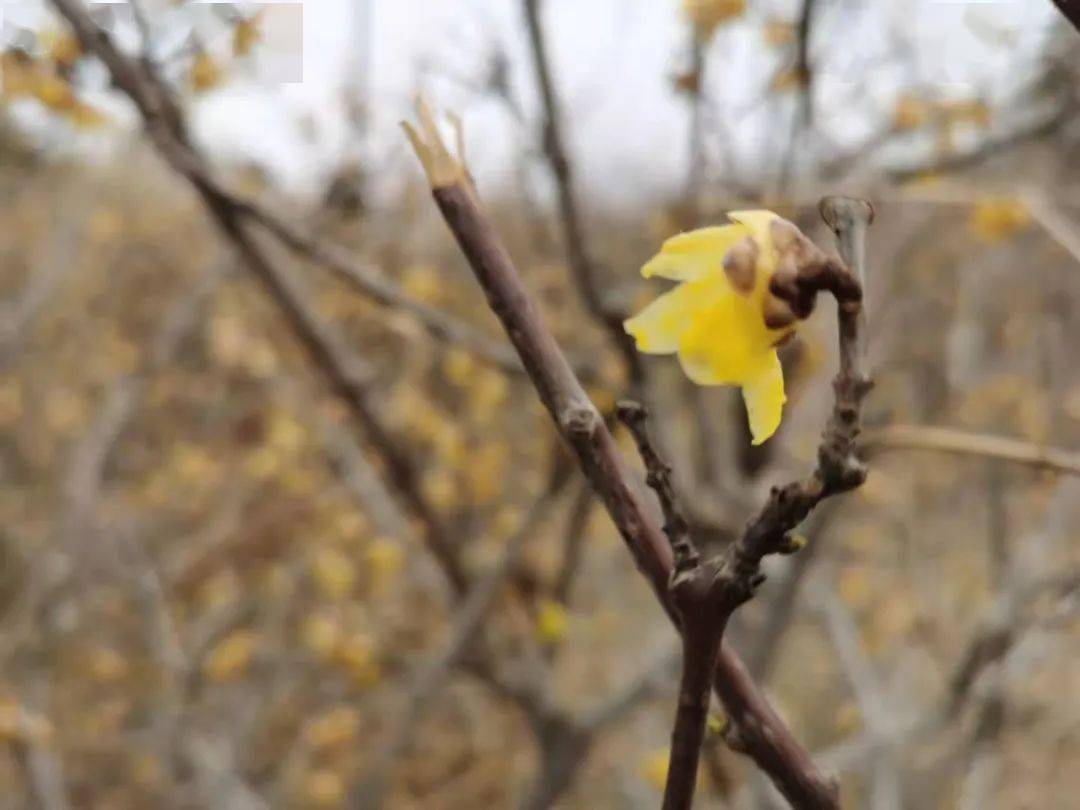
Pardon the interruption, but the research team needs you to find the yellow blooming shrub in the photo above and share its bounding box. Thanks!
[624,210,817,444]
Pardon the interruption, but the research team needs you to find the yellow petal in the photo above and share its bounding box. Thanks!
[676,287,764,384]
[726,210,779,244]
[741,351,786,445]
[624,280,710,354]
[642,224,748,281]
[727,210,781,280]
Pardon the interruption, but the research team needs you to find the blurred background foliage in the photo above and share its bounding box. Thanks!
[0,1,1078,808]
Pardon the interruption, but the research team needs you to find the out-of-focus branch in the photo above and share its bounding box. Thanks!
[49,0,469,596]
[405,103,843,809]
[231,197,526,376]
[357,476,570,808]
[1049,0,1080,34]
[778,0,818,188]
[804,568,1079,783]
[863,424,1080,477]
[888,101,1075,182]
[521,0,642,383]
[744,502,837,680]
[551,482,593,603]
[54,6,523,378]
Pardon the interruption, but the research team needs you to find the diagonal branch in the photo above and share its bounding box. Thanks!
[1049,0,1080,34]
[863,424,1080,477]
[55,3,523,377]
[49,0,468,595]
[405,102,844,809]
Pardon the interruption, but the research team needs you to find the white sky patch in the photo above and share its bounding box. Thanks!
[0,0,1066,206]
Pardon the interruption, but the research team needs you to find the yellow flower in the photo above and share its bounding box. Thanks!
[639,747,670,791]
[203,630,259,682]
[535,599,569,645]
[625,210,806,445]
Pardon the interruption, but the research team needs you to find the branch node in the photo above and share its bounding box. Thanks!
[560,403,601,437]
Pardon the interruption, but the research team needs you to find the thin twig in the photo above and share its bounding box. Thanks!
[618,401,698,574]
[1049,0,1080,34]
[863,424,1080,477]
[232,197,526,375]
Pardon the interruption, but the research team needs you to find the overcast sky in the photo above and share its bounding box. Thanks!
[4,1,1064,206]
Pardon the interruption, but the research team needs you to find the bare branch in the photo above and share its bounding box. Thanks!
[863,424,1080,477]
[49,0,468,595]
[231,197,526,376]
[1049,0,1080,34]
[618,401,698,574]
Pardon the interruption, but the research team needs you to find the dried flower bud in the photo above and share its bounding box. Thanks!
[762,293,798,330]
[723,235,758,294]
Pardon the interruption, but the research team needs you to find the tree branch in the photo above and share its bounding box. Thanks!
[1049,0,1080,34]
[863,424,1080,477]
[49,0,468,595]
[405,103,845,808]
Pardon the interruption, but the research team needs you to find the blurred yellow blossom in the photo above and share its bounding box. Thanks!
[334,633,380,687]
[639,747,670,791]
[492,506,524,538]
[365,537,405,590]
[442,347,477,386]
[88,647,129,683]
[763,18,796,47]
[535,598,569,645]
[233,13,263,57]
[42,30,82,70]
[190,51,223,93]
[401,264,442,303]
[683,0,746,38]
[309,546,357,600]
[203,630,259,682]
[625,211,813,444]
[0,701,52,743]
[969,198,1030,243]
[304,769,345,807]
[769,65,807,93]
[302,613,344,660]
[892,93,932,131]
[0,379,23,427]
[304,706,360,752]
